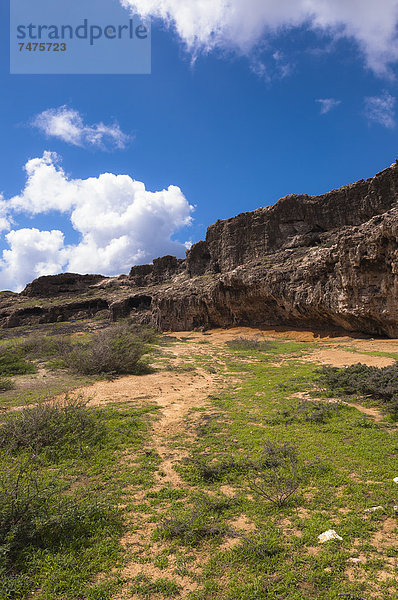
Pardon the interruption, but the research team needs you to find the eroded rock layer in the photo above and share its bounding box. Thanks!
[2,162,398,336]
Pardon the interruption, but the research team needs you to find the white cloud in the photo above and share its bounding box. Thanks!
[0,194,11,233]
[0,229,67,292]
[316,98,341,114]
[0,153,193,291]
[32,106,131,150]
[123,0,398,74]
[364,92,396,128]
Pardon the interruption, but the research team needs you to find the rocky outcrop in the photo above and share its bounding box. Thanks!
[22,273,105,297]
[129,255,185,286]
[2,162,398,336]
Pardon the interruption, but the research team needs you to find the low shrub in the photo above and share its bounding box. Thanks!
[0,454,57,570]
[63,323,157,376]
[316,363,398,418]
[248,441,302,507]
[17,334,73,360]
[0,347,36,376]
[268,400,342,425]
[225,337,274,352]
[158,508,226,546]
[0,454,120,581]
[0,395,103,455]
[182,454,245,483]
[0,377,14,392]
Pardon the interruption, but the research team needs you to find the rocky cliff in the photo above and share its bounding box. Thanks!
[2,162,398,336]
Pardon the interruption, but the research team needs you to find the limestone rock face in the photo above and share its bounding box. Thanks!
[21,273,105,297]
[3,162,398,336]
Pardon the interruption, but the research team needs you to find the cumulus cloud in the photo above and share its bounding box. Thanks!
[316,98,341,114]
[0,229,67,292]
[0,194,11,233]
[364,92,396,128]
[32,106,131,150]
[0,153,193,291]
[123,0,398,74]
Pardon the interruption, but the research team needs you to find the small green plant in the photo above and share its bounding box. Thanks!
[247,442,302,507]
[0,395,103,455]
[225,337,274,352]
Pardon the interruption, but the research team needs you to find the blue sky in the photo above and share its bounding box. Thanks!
[1,0,398,290]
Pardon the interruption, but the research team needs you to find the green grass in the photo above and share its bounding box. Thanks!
[342,346,398,361]
[1,331,397,599]
[0,347,36,376]
[0,397,160,600]
[315,363,398,419]
[135,341,397,600]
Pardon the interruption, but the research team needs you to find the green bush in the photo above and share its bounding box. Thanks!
[63,324,157,376]
[0,454,119,584]
[225,337,274,352]
[0,347,36,376]
[17,334,73,359]
[316,363,398,418]
[0,378,14,392]
[0,395,103,455]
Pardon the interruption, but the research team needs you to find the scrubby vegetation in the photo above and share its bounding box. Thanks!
[225,337,275,351]
[316,362,398,417]
[0,455,119,587]
[0,347,36,376]
[0,391,158,599]
[64,323,157,375]
[0,378,14,392]
[0,396,102,455]
[0,324,397,599]
[0,323,159,408]
[268,398,343,425]
[247,442,302,507]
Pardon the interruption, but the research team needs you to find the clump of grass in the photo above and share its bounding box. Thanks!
[182,454,244,483]
[158,508,226,546]
[63,323,158,376]
[316,363,398,418]
[0,377,14,392]
[0,395,103,455]
[225,337,275,352]
[156,493,235,546]
[269,399,342,425]
[0,347,36,376]
[247,441,303,507]
[131,575,181,598]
